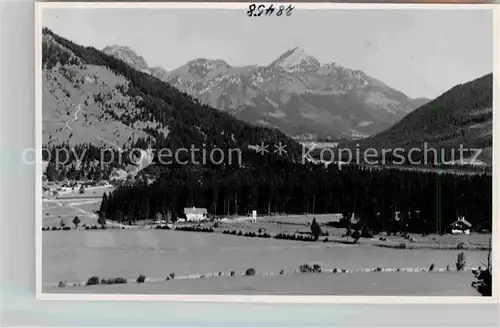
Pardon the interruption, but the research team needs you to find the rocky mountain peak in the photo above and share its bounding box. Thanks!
[102,45,150,73]
[185,58,232,78]
[270,47,320,73]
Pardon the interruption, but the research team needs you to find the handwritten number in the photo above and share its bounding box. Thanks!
[265,4,275,16]
[257,4,265,16]
[247,4,256,17]
[276,5,284,16]
[248,4,293,17]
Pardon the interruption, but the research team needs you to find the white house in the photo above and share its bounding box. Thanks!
[449,216,472,235]
[184,207,208,222]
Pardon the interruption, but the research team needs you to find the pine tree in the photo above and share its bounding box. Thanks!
[310,218,321,241]
[99,192,108,214]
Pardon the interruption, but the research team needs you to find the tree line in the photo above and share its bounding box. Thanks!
[100,159,492,234]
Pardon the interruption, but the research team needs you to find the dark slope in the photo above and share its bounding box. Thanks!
[342,73,493,165]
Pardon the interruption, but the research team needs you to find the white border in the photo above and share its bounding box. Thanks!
[35,2,499,303]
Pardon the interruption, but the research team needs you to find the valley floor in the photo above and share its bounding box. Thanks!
[41,224,490,296]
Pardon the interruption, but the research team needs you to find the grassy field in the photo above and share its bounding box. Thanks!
[216,214,491,249]
[42,186,114,227]
[42,229,489,296]
[55,185,113,199]
[45,271,478,296]
[43,199,101,227]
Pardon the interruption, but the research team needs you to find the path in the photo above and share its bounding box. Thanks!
[74,104,82,121]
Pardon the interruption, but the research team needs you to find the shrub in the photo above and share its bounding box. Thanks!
[397,242,407,249]
[245,268,256,276]
[62,226,71,231]
[429,264,435,271]
[312,264,322,273]
[101,277,127,285]
[136,274,146,283]
[299,264,313,273]
[230,270,236,276]
[375,267,382,272]
[169,272,175,279]
[446,265,450,272]
[279,269,284,275]
[113,277,127,284]
[237,231,243,236]
[323,237,329,242]
[457,242,466,250]
[58,280,67,288]
[86,276,100,286]
[456,252,466,271]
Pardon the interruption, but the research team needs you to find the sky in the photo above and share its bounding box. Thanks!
[43,8,492,99]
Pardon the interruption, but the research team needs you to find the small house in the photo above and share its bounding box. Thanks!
[448,216,472,235]
[184,207,207,222]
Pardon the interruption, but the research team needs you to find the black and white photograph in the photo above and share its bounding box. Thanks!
[38,3,494,298]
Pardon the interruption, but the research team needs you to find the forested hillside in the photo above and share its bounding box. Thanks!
[349,74,493,165]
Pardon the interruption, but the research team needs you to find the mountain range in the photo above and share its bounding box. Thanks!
[43,28,492,168]
[103,45,429,140]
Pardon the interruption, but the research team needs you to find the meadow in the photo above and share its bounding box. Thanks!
[42,226,490,295]
[47,271,478,296]
[42,186,114,227]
